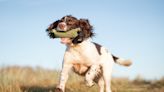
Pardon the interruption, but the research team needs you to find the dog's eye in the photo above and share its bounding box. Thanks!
[67,19,72,22]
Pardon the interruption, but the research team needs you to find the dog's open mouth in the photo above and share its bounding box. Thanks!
[60,38,72,44]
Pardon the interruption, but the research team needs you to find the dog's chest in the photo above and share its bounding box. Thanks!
[69,47,90,63]
[68,43,101,66]
[72,63,89,75]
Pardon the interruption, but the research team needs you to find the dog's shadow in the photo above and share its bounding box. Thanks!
[21,86,56,92]
[21,85,71,92]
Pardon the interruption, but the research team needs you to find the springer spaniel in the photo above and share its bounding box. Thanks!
[46,15,132,92]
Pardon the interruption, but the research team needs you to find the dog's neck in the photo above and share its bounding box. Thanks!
[66,38,91,48]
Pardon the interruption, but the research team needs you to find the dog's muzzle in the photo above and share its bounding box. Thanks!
[47,28,81,39]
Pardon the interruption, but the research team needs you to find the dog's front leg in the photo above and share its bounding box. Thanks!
[85,64,101,87]
[56,64,72,92]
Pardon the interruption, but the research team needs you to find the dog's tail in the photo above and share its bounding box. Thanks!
[112,55,132,67]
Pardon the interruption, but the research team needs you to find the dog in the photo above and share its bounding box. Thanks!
[46,15,132,92]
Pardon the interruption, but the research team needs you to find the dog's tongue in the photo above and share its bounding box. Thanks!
[60,38,70,44]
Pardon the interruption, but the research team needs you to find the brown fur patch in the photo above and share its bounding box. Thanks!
[72,63,89,75]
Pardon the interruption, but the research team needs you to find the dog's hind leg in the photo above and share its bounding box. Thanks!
[100,47,114,92]
[98,77,105,92]
[102,57,114,92]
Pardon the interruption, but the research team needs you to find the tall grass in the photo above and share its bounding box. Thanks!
[0,66,164,92]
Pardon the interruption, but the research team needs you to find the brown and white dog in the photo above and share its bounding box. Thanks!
[46,15,132,92]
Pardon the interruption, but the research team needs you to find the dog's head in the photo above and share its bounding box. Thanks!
[46,15,94,44]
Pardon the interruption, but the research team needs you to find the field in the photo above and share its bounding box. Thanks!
[0,66,164,92]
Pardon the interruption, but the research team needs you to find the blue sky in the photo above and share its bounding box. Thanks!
[0,0,164,80]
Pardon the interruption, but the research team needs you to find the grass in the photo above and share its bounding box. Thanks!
[0,66,164,92]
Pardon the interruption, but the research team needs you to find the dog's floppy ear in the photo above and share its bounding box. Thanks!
[79,19,94,38]
[46,20,61,38]
[46,20,60,31]
[72,19,94,44]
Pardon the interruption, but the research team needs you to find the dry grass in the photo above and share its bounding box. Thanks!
[0,66,164,92]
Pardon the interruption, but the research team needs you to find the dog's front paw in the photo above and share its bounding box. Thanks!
[85,80,95,87]
[55,87,63,92]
